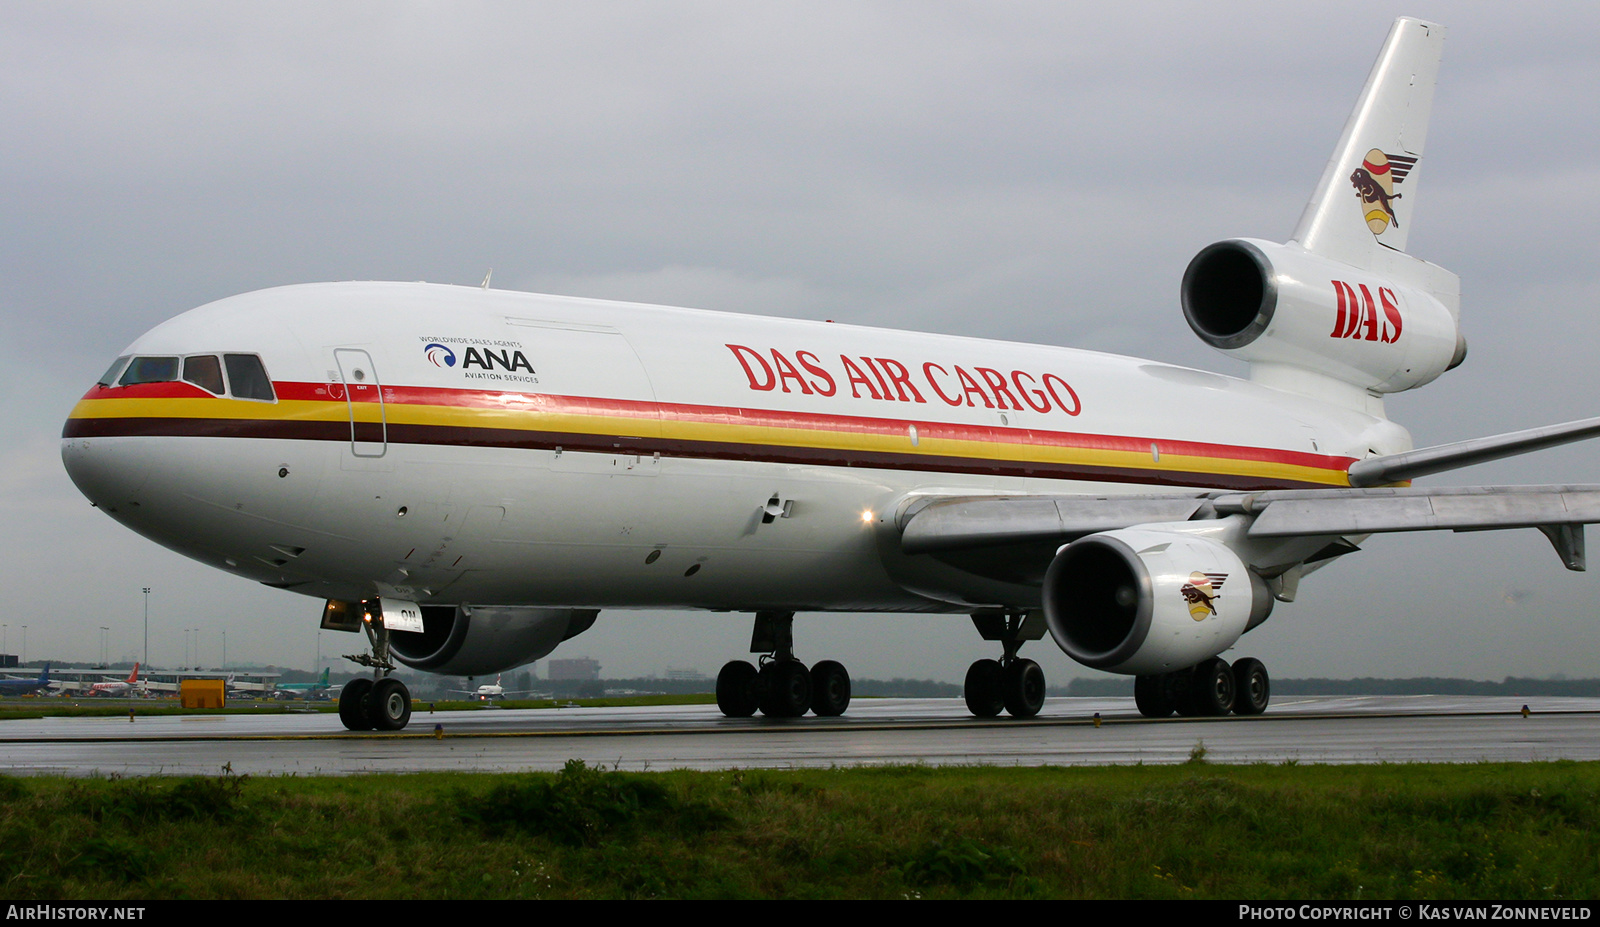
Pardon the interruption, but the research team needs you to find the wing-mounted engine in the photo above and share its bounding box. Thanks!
[388,605,598,676]
[1042,527,1274,676]
[1182,238,1465,394]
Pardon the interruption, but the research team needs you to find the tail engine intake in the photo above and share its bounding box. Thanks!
[1182,238,1464,393]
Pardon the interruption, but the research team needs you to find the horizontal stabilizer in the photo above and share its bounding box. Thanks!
[1348,416,1600,486]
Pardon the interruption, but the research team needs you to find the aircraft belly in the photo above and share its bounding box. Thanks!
[66,433,932,609]
[366,447,935,609]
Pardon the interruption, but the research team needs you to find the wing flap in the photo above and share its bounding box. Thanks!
[1228,485,1600,536]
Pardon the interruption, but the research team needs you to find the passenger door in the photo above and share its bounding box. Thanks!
[333,348,387,458]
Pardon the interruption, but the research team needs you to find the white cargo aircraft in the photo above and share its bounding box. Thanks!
[61,19,1600,732]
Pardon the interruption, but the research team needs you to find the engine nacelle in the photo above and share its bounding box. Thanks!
[1042,528,1273,676]
[387,604,598,677]
[1182,238,1465,393]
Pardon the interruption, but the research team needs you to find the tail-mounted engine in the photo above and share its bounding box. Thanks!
[1182,238,1465,393]
[1042,528,1274,676]
[386,605,598,677]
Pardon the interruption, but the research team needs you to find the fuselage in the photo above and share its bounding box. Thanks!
[61,282,1407,613]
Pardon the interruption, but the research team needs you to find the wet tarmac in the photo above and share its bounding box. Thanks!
[1,695,1594,776]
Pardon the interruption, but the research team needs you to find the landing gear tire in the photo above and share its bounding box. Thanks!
[758,660,812,718]
[1190,657,1236,716]
[964,659,1005,718]
[1135,674,1177,718]
[716,660,760,718]
[810,660,851,717]
[1001,659,1046,719]
[1231,658,1270,715]
[370,677,412,731]
[338,677,375,731]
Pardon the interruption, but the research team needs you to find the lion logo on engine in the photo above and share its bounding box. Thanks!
[1180,572,1228,621]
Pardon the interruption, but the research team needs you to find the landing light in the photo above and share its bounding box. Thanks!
[861,510,874,524]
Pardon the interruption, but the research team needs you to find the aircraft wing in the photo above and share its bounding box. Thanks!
[901,419,1600,572]
[901,485,1600,571]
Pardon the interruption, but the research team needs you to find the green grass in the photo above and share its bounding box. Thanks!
[2,760,1598,899]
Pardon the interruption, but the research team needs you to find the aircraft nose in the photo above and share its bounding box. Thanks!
[60,434,152,515]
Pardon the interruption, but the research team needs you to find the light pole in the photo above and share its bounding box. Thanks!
[142,588,150,670]
[20,626,26,666]
[193,628,202,670]
[99,627,109,666]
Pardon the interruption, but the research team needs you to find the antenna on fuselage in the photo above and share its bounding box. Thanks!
[480,268,493,290]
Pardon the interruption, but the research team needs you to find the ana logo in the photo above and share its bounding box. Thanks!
[424,343,457,367]
[1349,148,1417,236]
[462,347,535,373]
[1180,572,1228,621]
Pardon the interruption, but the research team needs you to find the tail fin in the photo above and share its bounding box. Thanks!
[38,664,49,683]
[319,667,329,685]
[1292,17,1444,267]
[127,663,140,683]
[1181,18,1465,402]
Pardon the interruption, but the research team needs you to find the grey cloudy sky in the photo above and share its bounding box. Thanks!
[4,1,1599,682]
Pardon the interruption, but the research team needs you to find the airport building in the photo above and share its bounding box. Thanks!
[547,658,601,681]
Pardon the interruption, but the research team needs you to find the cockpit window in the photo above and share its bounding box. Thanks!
[119,356,179,386]
[97,356,131,387]
[224,354,275,401]
[182,355,225,395]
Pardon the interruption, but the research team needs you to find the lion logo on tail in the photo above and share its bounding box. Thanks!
[1349,148,1417,236]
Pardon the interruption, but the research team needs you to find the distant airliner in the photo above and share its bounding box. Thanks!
[86,663,141,697]
[275,667,335,699]
[0,665,53,697]
[449,674,544,701]
[62,19,1600,731]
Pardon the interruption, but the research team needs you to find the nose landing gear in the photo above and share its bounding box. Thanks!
[337,600,413,732]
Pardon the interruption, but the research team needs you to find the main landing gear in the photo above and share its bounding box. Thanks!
[1133,656,1270,718]
[716,610,852,719]
[963,610,1048,719]
[337,603,413,732]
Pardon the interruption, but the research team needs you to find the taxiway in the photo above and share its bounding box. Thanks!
[1,696,1595,777]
